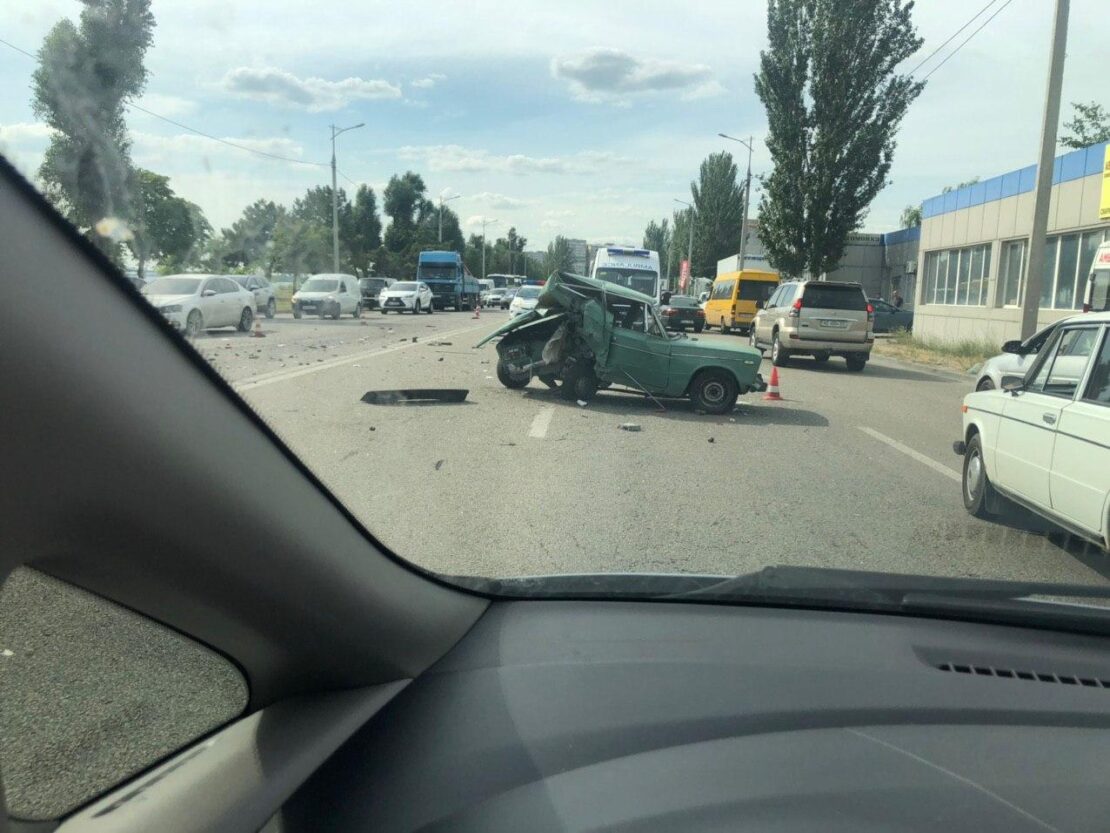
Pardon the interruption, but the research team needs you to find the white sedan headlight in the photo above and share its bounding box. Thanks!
[160,304,183,313]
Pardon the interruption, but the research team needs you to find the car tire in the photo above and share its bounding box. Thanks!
[690,369,738,415]
[496,360,530,389]
[771,332,790,367]
[353,304,361,319]
[812,352,830,364]
[694,323,704,333]
[426,300,434,314]
[413,300,421,315]
[962,433,996,519]
[265,298,276,319]
[293,308,302,319]
[332,305,342,320]
[238,307,253,332]
[845,355,867,372]
[538,373,559,390]
[185,310,203,337]
[720,320,731,335]
[561,363,597,402]
[976,377,995,391]
[749,328,760,351]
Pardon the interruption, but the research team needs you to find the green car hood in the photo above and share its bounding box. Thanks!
[475,309,563,347]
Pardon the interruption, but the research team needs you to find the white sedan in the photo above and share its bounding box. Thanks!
[508,285,542,318]
[379,281,434,314]
[142,274,255,337]
[956,311,1110,551]
[973,322,1058,391]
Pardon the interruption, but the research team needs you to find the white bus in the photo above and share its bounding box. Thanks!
[590,247,661,300]
[1084,242,1110,313]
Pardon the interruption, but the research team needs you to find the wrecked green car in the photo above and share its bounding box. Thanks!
[476,272,766,414]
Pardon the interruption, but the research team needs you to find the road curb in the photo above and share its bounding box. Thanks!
[868,353,972,384]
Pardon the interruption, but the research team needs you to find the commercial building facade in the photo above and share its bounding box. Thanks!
[914,141,1110,344]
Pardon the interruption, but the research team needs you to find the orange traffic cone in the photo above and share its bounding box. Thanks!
[762,366,783,401]
[251,319,265,338]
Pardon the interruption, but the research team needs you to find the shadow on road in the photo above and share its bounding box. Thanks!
[512,386,830,427]
[774,357,957,384]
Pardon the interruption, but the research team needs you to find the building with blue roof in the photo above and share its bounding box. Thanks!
[914,141,1109,344]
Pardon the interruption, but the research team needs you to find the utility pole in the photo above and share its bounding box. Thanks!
[329,122,364,272]
[718,133,756,273]
[438,190,460,244]
[1021,0,1070,339]
[480,218,498,280]
[674,198,695,294]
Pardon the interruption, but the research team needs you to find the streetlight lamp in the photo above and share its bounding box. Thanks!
[480,218,499,281]
[718,133,755,274]
[438,190,461,244]
[674,198,695,294]
[330,122,364,272]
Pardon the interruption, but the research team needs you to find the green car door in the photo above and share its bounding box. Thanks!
[605,306,671,392]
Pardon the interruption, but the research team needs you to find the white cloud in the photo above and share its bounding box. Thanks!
[135,93,198,117]
[468,191,527,209]
[131,131,310,166]
[551,48,715,102]
[0,122,56,145]
[220,67,401,112]
[410,73,446,89]
[398,144,632,175]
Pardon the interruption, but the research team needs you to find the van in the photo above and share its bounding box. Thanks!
[590,247,661,300]
[704,270,779,334]
[1084,242,1110,313]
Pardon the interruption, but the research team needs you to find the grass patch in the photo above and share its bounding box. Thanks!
[872,329,997,373]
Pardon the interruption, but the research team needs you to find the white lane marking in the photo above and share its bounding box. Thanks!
[232,322,491,392]
[858,426,960,483]
[528,408,555,439]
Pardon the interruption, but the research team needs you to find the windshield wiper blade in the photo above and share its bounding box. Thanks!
[662,565,1110,606]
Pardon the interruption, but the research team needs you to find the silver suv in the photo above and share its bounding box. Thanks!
[749,280,874,371]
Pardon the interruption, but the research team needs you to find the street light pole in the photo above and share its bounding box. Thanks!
[1021,0,1070,339]
[480,218,498,281]
[718,133,755,273]
[438,190,460,244]
[674,198,694,294]
[330,122,364,273]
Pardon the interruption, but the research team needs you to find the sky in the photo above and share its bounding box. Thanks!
[1,0,1108,250]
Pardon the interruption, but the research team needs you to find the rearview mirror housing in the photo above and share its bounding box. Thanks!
[1001,339,1023,355]
[755,300,765,310]
[202,289,217,297]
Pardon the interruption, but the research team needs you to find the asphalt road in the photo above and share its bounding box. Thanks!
[204,307,1110,586]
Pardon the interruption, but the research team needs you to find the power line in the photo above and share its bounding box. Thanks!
[906,0,1001,77]
[921,0,1016,81]
[0,36,327,168]
[335,167,359,186]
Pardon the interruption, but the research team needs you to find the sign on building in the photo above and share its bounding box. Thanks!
[679,259,691,291]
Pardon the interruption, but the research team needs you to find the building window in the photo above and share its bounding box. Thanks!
[1033,228,1108,310]
[922,244,991,306]
[1000,239,1026,307]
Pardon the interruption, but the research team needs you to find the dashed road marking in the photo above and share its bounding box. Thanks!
[529,408,555,439]
[858,426,960,483]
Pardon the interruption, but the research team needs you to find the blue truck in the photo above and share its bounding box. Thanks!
[416,251,481,311]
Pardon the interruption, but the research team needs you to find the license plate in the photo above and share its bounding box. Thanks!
[302,304,317,310]
[820,319,849,329]
[387,299,403,306]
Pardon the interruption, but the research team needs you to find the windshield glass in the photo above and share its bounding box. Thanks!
[417,263,458,279]
[144,277,200,295]
[4,2,1109,636]
[595,268,658,297]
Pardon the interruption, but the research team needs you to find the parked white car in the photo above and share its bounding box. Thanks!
[974,322,1059,391]
[232,274,277,319]
[956,311,1110,552]
[508,285,542,318]
[142,274,255,337]
[379,281,434,314]
[292,274,362,319]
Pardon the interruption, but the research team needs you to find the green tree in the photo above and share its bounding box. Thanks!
[504,227,527,274]
[217,199,286,272]
[271,216,333,276]
[127,168,205,276]
[755,0,924,277]
[670,208,694,287]
[544,235,575,275]
[347,185,381,276]
[690,152,745,277]
[382,171,428,253]
[32,0,155,259]
[1060,101,1110,150]
[899,204,921,228]
[941,177,978,195]
[643,219,672,279]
